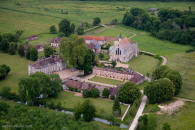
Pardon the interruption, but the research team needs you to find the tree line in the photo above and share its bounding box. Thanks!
[122,7,195,46]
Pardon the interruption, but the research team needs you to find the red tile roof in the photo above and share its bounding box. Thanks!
[82,35,105,41]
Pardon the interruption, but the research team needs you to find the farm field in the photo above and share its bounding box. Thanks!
[0,0,195,37]
[89,76,123,86]
[47,91,128,119]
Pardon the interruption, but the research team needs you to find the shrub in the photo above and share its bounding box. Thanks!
[91,88,99,98]
[77,26,84,35]
[8,42,16,55]
[18,44,25,57]
[93,17,101,26]
[50,25,57,34]
[0,64,11,80]
[82,89,92,98]
[102,88,109,98]
[110,95,115,100]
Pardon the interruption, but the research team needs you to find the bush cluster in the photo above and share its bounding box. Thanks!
[0,64,10,80]
[82,88,100,98]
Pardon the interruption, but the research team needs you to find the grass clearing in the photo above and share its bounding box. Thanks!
[0,52,30,93]
[155,102,195,130]
[89,76,123,86]
[128,54,159,76]
[47,91,128,119]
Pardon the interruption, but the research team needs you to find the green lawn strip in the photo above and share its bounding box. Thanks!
[47,91,128,119]
[89,76,122,86]
[155,102,195,130]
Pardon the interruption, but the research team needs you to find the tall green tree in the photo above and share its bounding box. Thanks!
[60,35,87,68]
[112,97,121,116]
[81,100,96,122]
[25,46,31,60]
[30,47,38,61]
[8,42,16,55]
[70,23,75,34]
[0,38,9,52]
[50,25,57,34]
[18,44,25,57]
[102,88,109,98]
[44,45,55,58]
[111,60,117,68]
[77,26,84,35]
[59,19,72,36]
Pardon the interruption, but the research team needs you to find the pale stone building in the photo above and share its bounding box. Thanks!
[109,36,139,63]
[93,67,145,85]
[28,56,66,75]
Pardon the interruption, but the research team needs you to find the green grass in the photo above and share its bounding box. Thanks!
[155,102,195,130]
[0,0,194,37]
[94,27,133,38]
[0,52,30,93]
[89,76,123,86]
[128,54,159,76]
[47,91,128,119]
[28,33,58,45]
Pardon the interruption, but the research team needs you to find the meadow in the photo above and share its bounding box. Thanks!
[0,0,195,37]
[47,91,128,119]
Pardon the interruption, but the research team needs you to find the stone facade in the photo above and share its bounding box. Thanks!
[109,37,139,62]
[28,56,66,75]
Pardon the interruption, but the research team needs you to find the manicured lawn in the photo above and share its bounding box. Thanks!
[0,52,30,93]
[89,76,123,86]
[155,102,195,130]
[128,54,159,76]
[47,91,128,119]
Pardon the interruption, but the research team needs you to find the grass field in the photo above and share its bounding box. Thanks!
[89,76,123,86]
[28,33,58,45]
[128,54,159,76]
[0,52,30,93]
[155,102,195,130]
[47,91,128,119]
[0,0,194,37]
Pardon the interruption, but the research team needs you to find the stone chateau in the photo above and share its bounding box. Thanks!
[28,56,66,75]
[109,35,139,63]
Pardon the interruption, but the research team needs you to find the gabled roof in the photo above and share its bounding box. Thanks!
[119,38,136,48]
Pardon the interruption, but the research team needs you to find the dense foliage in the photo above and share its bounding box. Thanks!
[152,65,182,95]
[112,97,121,116]
[25,45,38,61]
[136,114,157,130]
[0,64,10,80]
[0,101,103,130]
[122,8,195,46]
[59,19,75,36]
[93,17,101,26]
[82,88,100,98]
[44,45,56,57]
[18,44,25,57]
[60,35,95,75]
[74,100,96,122]
[102,88,110,98]
[77,26,84,35]
[49,25,57,34]
[18,72,62,106]
[144,78,175,104]
[118,82,141,104]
